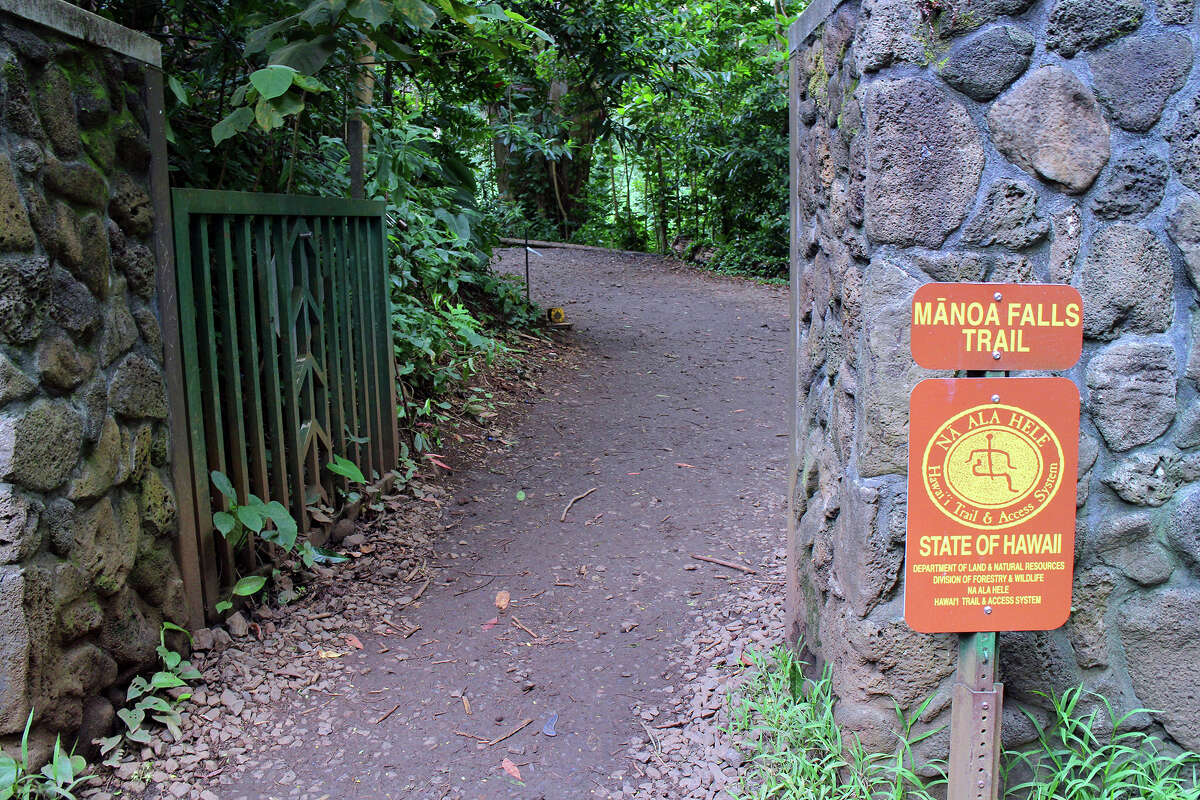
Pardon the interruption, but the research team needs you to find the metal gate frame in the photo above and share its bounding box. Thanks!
[168,190,399,616]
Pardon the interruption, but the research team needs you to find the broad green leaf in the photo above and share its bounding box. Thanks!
[136,695,173,713]
[212,107,254,145]
[215,599,233,614]
[292,73,330,93]
[237,504,265,533]
[250,95,283,130]
[347,0,390,27]
[300,0,347,25]
[211,470,237,501]
[249,65,296,100]
[0,754,17,786]
[213,511,236,537]
[116,706,145,732]
[268,36,336,74]
[327,455,367,483]
[244,14,299,55]
[274,92,306,117]
[233,575,267,596]
[125,727,151,744]
[167,74,189,106]
[395,0,437,30]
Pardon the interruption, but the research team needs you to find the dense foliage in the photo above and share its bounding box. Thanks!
[92,0,543,451]
[489,0,803,277]
[87,0,800,463]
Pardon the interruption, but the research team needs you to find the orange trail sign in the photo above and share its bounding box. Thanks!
[905,378,1079,634]
[911,283,1083,371]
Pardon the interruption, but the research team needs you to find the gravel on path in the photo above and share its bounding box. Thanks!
[89,248,791,800]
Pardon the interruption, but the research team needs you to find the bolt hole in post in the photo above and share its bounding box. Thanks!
[905,282,1084,800]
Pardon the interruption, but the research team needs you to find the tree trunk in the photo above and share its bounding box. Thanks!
[654,149,667,252]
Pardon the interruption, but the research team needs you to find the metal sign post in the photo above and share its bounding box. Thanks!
[904,283,1084,800]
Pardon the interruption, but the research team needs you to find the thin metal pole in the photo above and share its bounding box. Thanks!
[524,227,530,303]
[949,371,1005,800]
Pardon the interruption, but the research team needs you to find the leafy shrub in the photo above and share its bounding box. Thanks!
[730,647,1200,800]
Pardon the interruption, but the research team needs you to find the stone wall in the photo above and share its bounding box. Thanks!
[786,0,1200,761]
[0,3,185,757]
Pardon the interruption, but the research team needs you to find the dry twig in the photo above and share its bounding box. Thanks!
[560,487,598,522]
[689,553,757,574]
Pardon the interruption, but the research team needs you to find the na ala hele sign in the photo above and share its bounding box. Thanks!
[910,283,1083,371]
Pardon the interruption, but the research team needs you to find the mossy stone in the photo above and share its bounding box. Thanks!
[35,66,80,158]
[0,154,34,252]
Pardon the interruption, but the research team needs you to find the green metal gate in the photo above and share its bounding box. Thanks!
[170,189,398,613]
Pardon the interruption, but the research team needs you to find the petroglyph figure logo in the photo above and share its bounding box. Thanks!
[922,404,1064,530]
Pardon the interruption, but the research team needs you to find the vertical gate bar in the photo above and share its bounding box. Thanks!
[254,216,291,514]
[371,215,400,468]
[354,216,383,476]
[274,216,306,525]
[352,216,378,475]
[216,216,257,574]
[168,194,218,619]
[234,217,270,502]
[215,217,251,504]
[322,217,348,474]
[307,217,334,505]
[295,219,320,519]
[193,217,234,582]
[340,215,362,470]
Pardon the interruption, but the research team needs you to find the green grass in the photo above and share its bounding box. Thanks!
[728,647,1200,800]
[727,646,942,800]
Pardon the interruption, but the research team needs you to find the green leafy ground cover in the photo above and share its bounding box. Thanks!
[730,647,1200,800]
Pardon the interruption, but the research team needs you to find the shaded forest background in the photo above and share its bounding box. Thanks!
[83,0,800,454]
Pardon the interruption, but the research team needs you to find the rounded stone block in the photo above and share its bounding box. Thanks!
[1080,224,1173,340]
[0,154,34,253]
[0,400,83,492]
[0,255,50,346]
[35,332,94,393]
[988,67,1110,194]
[1089,33,1193,133]
[1167,193,1200,292]
[0,352,35,408]
[107,354,167,420]
[1085,339,1176,451]
[939,24,1033,101]
[864,78,984,247]
[1168,92,1200,195]
[0,484,40,565]
[1046,0,1144,57]
[1091,146,1168,221]
[1166,483,1200,570]
[962,178,1049,250]
[1120,588,1200,750]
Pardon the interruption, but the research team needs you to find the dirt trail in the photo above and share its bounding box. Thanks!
[221,248,790,799]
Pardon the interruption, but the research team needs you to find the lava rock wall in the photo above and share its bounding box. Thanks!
[786,0,1200,759]
[0,4,185,757]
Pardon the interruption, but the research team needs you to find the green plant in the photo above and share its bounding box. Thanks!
[0,713,91,799]
[1005,687,1200,800]
[327,454,367,484]
[728,646,941,799]
[210,471,314,613]
[731,648,1200,800]
[98,623,202,765]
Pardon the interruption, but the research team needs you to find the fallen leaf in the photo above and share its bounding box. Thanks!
[317,650,344,659]
[675,462,697,469]
[482,617,499,631]
[463,695,471,715]
[501,758,522,781]
[495,591,511,613]
[346,634,364,650]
